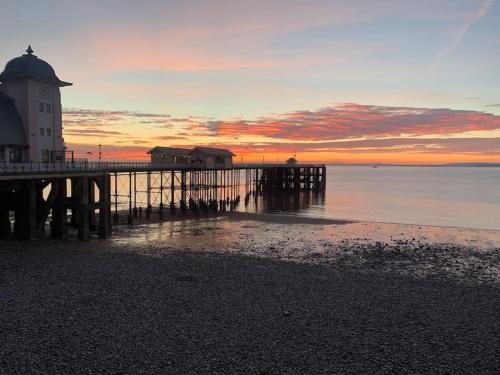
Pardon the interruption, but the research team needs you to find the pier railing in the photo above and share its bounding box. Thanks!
[0,161,325,176]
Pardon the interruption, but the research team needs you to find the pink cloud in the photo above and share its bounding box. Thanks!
[206,103,500,141]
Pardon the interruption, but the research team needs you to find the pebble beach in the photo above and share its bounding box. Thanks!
[1,214,499,374]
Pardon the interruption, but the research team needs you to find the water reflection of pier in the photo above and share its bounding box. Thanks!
[0,163,326,241]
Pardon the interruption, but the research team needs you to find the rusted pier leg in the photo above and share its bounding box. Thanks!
[78,176,90,241]
[51,178,68,239]
[98,174,112,239]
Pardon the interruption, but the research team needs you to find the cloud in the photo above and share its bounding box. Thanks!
[431,0,494,72]
[180,137,500,155]
[63,108,173,127]
[64,128,124,136]
[63,103,500,162]
[202,103,500,141]
[157,135,188,141]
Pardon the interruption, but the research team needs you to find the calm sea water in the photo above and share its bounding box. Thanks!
[258,166,500,230]
[106,166,499,231]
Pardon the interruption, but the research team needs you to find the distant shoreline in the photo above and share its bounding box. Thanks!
[324,162,500,167]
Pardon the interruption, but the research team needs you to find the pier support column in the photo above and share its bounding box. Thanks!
[98,174,112,239]
[170,171,175,213]
[133,172,138,218]
[70,178,78,227]
[159,171,164,219]
[78,176,90,241]
[88,178,97,230]
[127,172,133,225]
[113,172,119,224]
[321,165,327,191]
[146,171,152,218]
[181,171,187,203]
[14,180,38,240]
[51,178,68,239]
[0,208,10,238]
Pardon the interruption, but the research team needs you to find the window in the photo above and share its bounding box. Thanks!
[39,102,44,112]
[40,127,45,136]
[42,149,50,163]
[46,128,52,136]
[46,104,51,113]
[11,148,22,162]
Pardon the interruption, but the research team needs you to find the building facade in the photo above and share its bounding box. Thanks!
[190,146,234,168]
[0,46,71,163]
[147,146,192,166]
[148,146,235,168]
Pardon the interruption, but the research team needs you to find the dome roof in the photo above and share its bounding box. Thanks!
[0,92,26,146]
[0,46,71,87]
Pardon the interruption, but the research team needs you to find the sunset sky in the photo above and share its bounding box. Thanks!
[1,0,499,163]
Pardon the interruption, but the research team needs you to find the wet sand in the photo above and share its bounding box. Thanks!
[1,216,499,374]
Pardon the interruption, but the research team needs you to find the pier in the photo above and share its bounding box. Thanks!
[0,162,326,241]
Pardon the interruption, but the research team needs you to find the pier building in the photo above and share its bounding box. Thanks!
[0,46,71,163]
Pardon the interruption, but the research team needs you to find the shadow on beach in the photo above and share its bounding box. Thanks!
[1,239,499,374]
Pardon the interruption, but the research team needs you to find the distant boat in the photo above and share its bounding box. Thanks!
[372,165,378,168]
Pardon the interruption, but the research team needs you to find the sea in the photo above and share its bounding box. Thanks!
[247,166,500,231]
[106,165,499,231]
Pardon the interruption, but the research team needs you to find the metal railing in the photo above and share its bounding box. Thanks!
[0,160,105,175]
[0,160,325,176]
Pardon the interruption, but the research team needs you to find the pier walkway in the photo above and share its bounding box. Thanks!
[0,162,326,241]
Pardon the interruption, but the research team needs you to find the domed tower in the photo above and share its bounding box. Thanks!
[0,46,71,162]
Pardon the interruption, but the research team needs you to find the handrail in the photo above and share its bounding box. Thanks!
[0,160,326,176]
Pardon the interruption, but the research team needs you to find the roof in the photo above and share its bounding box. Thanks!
[0,91,26,146]
[191,146,235,157]
[147,146,192,156]
[0,46,72,87]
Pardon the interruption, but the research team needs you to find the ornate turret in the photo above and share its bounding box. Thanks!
[0,45,71,87]
[0,46,71,162]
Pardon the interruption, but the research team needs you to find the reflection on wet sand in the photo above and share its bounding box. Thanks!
[115,213,500,251]
[252,191,326,216]
[112,214,500,286]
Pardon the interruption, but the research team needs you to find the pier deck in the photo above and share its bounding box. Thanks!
[0,162,326,241]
